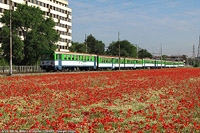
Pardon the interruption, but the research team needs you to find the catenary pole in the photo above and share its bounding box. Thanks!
[85,34,87,53]
[9,0,12,76]
[161,44,162,69]
[118,32,120,70]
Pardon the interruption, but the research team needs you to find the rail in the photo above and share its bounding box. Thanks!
[0,66,45,73]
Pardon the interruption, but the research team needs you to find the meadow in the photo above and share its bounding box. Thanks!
[0,68,199,132]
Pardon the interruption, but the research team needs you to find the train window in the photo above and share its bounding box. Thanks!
[64,55,67,60]
[71,55,74,60]
[83,56,85,61]
[86,56,88,61]
[80,56,82,61]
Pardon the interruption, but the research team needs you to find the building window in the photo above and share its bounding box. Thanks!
[4,0,7,4]
[0,8,2,13]
[14,2,17,7]
[0,0,2,3]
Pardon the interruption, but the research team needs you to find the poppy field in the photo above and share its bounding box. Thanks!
[0,68,200,132]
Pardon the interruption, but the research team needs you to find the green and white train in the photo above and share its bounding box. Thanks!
[40,51,185,71]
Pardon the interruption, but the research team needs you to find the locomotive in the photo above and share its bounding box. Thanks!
[40,51,184,72]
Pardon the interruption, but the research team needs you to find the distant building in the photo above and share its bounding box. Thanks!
[0,0,72,51]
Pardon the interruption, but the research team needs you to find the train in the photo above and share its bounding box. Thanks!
[40,51,185,72]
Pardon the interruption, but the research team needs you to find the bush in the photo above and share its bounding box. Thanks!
[0,56,8,66]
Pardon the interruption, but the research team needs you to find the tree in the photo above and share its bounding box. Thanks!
[0,4,59,65]
[69,42,86,53]
[85,34,105,55]
[106,40,137,58]
[138,49,153,59]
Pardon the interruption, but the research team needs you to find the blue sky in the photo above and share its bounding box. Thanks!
[67,0,200,57]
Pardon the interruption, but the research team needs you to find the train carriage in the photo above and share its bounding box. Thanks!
[113,57,126,69]
[55,51,97,71]
[40,51,97,71]
[40,51,185,71]
[135,59,143,68]
[97,55,115,69]
[143,59,156,68]
[124,57,142,69]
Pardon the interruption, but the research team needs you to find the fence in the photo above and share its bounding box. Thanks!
[0,66,45,73]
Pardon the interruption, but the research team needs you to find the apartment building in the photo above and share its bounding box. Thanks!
[0,0,72,51]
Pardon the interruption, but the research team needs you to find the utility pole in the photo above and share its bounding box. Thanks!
[136,45,138,58]
[161,44,162,69]
[193,44,195,58]
[9,0,12,76]
[118,32,120,70]
[193,44,195,66]
[85,34,87,53]
[197,35,200,58]
[178,51,180,67]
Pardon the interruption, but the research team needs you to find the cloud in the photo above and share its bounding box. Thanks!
[68,0,200,56]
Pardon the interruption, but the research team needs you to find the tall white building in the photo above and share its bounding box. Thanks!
[0,0,72,51]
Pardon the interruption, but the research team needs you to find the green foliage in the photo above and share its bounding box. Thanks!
[85,34,105,55]
[106,40,137,58]
[0,4,59,65]
[138,49,153,59]
[162,55,168,60]
[194,63,200,67]
[0,56,9,66]
[69,42,86,53]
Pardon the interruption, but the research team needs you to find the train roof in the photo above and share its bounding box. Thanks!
[98,55,120,58]
[125,57,142,60]
[55,51,97,56]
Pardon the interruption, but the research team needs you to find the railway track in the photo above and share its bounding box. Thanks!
[0,69,122,77]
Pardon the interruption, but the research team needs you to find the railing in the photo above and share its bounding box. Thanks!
[0,66,45,73]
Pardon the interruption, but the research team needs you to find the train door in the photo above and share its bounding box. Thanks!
[94,56,97,70]
[58,54,62,70]
[112,58,114,69]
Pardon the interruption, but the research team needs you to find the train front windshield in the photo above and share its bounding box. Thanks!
[41,53,54,60]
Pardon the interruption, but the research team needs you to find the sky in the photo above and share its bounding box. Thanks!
[67,0,200,57]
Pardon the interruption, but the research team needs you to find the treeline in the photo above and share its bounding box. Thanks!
[70,34,153,58]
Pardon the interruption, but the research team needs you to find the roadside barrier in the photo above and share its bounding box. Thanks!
[0,66,45,73]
